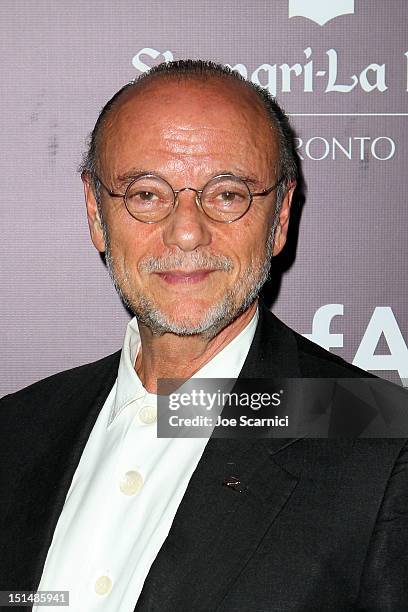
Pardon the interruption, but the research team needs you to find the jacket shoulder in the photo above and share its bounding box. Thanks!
[292,328,374,378]
[259,304,372,378]
[0,351,121,407]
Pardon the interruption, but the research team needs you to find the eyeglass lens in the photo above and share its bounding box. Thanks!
[125,175,251,223]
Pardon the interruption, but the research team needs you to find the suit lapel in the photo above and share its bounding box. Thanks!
[239,301,302,379]
[136,438,299,612]
[135,303,303,611]
[0,352,120,591]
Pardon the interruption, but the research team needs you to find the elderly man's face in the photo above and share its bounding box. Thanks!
[84,77,293,337]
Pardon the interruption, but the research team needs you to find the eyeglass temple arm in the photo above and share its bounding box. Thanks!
[251,177,284,197]
[93,175,124,198]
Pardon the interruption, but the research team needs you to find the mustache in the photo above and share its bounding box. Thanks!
[138,251,234,273]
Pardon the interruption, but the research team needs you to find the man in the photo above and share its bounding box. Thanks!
[1,60,407,611]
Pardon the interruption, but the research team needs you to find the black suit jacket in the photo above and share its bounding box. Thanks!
[1,304,408,611]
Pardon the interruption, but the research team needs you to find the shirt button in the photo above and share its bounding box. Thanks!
[95,575,113,596]
[119,470,144,495]
[139,404,157,424]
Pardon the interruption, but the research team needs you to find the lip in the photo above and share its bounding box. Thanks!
[154,270,217,285]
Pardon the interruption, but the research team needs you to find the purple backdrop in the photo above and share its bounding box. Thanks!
[1,0,407,395]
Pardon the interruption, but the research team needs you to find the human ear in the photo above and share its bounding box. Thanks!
[82,172,106,253]
[272,183,296,256]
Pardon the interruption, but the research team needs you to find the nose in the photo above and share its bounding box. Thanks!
[162,188,212,252]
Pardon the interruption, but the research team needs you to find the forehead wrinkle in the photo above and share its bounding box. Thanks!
[100,81,278,185]
[158,127,241,157]
[105,87,271,146]
[106,138,274,190]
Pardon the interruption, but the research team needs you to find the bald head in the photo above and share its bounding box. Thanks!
[80,60,297,202]
[99,76,278,192]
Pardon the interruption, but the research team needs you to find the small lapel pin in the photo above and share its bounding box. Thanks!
[222,475,245,493]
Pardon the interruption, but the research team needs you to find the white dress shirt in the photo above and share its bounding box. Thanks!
[34,308,258,612]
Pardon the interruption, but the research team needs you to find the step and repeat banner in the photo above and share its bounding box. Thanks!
[1,0,407,395]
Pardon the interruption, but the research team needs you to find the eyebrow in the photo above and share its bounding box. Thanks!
[216,171,261,187]
[114,168,264,189]
[115,168,155,186]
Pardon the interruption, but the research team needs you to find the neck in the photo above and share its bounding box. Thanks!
[134,301,258,393]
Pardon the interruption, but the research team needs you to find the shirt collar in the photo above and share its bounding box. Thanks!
[108,306,259,428]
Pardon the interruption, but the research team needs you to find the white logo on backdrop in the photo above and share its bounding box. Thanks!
[132,47,389,96]
[304,305,408,386]
[295,136,395,161]
[289,0,355,26]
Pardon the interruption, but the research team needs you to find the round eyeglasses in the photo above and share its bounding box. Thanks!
[94,172,283,224]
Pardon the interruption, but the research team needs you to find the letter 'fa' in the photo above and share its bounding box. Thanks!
[289,0,355,26]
